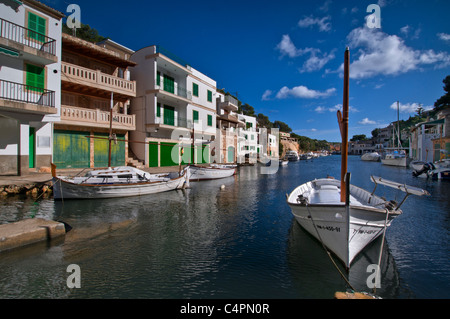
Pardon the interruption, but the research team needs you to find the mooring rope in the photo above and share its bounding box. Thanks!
[305,203,356,291]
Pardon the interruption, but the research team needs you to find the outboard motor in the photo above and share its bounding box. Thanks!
[412,162,434,177]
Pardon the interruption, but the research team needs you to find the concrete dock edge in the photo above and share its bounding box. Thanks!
[0,218,66,252]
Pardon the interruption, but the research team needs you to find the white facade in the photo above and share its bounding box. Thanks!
[129,46,216,167]
[0,0,63,174]
[237,114,259,163]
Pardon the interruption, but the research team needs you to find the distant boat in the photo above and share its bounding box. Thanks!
[381,101,411,167]
[285,150,299,161]
[286,48,430,268]
[51,164,190,200]
[189,164,236,181]
[381,150,412,167]
[361,152,381,162]
[279,159,289,166]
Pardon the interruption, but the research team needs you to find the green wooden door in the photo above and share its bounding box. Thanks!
[94,133,125,167]
[163,75,175,94]
[227,146,234,163]
[160,142,178,167]
[53,130,90,168]
[149,142,159,167]
[29,127,35,168]
[181,145,194,165]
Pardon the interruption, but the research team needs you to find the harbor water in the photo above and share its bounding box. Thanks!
[0,155,449,299]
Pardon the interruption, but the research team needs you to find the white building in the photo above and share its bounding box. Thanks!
[237,114,259,163]
[0,0,63,175]
[129,46,216,167]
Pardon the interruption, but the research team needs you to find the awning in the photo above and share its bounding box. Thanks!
[0,46,20,58]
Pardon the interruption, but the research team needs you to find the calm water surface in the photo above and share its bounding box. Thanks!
[0,155,449,299]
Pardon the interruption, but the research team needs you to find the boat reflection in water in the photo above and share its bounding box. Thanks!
[286,221,407,299]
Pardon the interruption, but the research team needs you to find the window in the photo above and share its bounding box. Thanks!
[246,122,252,129]
[207,90,212,102]
[193,83,199,97]
[163,74,174,93]
[207,114,212,126]
[26,64,45,92]
[157,103,161,117]
[156,71,160,86]
[193,110,199,123]
[27,11,46,43]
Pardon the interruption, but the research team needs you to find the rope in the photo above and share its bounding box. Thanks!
[305,203,356,291]
[373,208,389,295]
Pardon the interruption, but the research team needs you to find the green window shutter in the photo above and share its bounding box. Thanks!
[157,71,160,86]
[193,110,199,123]
[163,75,175,93]
[26,64,45,92]
[207,114,212,126]
[156,103,161,117]
[193,83,199,97]
[28,12,46,42]
[207,90,212,102]
[163,105,175,126]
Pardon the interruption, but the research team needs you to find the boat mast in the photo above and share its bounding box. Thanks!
[108,92,113,168]
[339,47,350,202]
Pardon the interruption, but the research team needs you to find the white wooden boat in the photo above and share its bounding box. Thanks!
[381,151,411,167]
[287,175,429,268]
[51,164,190,199]
[189,164,236,181]
[287,48,430,269]
[279,160,289,166]
[361,152,381,162]
[412,162,450,180]
[286,150,299,161]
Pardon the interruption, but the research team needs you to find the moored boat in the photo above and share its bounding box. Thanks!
[189,164,236,181]
[51,164,190,200]
[361,152,381,162]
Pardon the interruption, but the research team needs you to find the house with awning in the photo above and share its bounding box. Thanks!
[0,0,64,175]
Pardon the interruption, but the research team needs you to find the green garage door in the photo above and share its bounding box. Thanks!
[94,133,125,168]
[149,142,159,168]
[53,130,90,168]
[160,142,179,167]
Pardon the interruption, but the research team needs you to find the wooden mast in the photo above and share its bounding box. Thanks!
[339,47,350,202]
[108,92,114,168]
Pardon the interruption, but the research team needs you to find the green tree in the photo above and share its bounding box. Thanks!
[256,113,272,128]
[62,22,107,43]
[272,120,292,133]
[240,103,256,116]
[434,75,450,111]
[350,134,368,141]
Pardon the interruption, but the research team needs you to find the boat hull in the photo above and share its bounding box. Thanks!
[361,152,381,162]
[189,165,236,181]
[381,156,411,167]
[287,178,400,268]
[52,174,187,199]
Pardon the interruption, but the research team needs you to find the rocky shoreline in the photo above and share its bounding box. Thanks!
[0,182,53,197]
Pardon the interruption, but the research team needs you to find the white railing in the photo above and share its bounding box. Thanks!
[61,105,135,129]
[62,62,136,96]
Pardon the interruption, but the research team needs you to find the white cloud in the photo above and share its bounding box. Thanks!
[298,15,332,32]
[300,49,335,73]
[437,33,450,42]
[341,26,450,79]
[319,0,332,12]
[358,118,377,125]
[390,102,433,114]
[276,34,313,58]
[276,85,336,99]
[261,90,273,101]
[314,104,358,113]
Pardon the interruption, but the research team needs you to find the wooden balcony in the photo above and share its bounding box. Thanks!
[60,105,135,131]
[61,62,136,99]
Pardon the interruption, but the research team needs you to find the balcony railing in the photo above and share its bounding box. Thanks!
[0,79,55,107]
[0,18,57,56]
[155,115,193,129]
[155,75,192,100]
[62,62,136,96]
[61,105,135,129]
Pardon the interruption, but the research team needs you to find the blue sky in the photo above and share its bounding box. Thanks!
[44,0,449,142]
